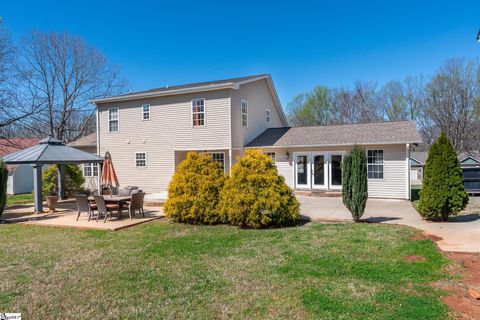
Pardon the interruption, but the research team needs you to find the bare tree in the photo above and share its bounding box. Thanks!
[330,81,379,124]
[14,31,126,142]
[425,58,480,152]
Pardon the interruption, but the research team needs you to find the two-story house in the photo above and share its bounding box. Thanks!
[92,75,422,200]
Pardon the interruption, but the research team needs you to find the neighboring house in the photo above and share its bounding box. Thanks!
[92,75,422,200]
[68,133,99,191]
[0,138,38,195]
[409,151,480,193]
[410,151,428,185]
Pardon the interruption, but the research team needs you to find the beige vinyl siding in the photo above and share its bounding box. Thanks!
[366,144,407,199]
[257,144,408,199]
[231,79,285,148]
[98,90,231,194]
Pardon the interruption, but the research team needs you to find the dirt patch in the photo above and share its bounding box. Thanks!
[434,252,480,319]
[409,233,443,242]
[405,255,426,263]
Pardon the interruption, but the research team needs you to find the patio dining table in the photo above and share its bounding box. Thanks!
[87,195,132,219]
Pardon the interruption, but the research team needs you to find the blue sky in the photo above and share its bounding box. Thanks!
[2,0,479,106]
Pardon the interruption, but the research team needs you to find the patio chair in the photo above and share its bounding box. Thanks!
[93,195,120,223]
[75,194,97,221]
[127,192,146,219]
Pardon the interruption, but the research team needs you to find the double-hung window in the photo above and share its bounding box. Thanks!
[241,100,248,127]
[135,152,147,167]
[192,99,205,126]
[83,163,98,177]
[265,152,276,163]
[265,109,272,124]
[367,150,384,179]
[109,108,119,132]
[209,152,225,171]
[142,104,150,120]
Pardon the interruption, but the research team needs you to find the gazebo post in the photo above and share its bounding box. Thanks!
[33,164,43,213]
[57,164,65,200]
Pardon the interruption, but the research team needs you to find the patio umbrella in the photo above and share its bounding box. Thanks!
[101,151,119,189]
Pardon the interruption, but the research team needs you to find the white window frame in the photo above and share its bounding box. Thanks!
[206,152,225,172]
[265,152,276,163]
[135,152,148,168]
[241,100,248,127]
[265,109,272,124]
[367,149,385,180]
[191,98,206,127]
[108,107,119,132]
[142,104,150,120]
[83,163,99,177]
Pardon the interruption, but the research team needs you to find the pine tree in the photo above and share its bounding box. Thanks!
[342,145,368,221]
[165,152,226,225]
[218,149,300,229]
[418,133,468,221]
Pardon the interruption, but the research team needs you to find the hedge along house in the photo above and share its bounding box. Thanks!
[92,75,422,200]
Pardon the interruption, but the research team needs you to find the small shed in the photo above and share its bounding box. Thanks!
[1,137,103,212]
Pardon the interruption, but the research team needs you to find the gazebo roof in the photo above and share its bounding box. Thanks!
[1,136,103,165]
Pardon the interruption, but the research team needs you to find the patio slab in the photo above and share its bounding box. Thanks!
[1,202,164,231]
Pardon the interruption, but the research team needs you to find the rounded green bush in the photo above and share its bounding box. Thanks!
[42,164,85,198]
[218,149,300,229]
[165,152,226,225]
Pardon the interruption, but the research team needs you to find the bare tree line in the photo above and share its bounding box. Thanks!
[0,20,126,144]
[287,59,480,152]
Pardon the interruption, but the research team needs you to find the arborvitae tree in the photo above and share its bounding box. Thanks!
[218,149,300,229]
[165,152,226,225]
[342,145,368,221]
[418,133,468,221]
[0,160,8,217]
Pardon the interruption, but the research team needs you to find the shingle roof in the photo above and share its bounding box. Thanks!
[1,137,103,164]
[92,74,270,103]
[68,133,97,147]
[0,138,39,156]
[246,121,422,147]
[410,151,428,164]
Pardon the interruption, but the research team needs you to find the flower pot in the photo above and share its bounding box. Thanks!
[46,195,58,212]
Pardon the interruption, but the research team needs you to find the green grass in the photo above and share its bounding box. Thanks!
[6,193,34,205]
[0,221,453,319]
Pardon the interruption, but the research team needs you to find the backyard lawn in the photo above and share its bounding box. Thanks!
[0,221,453,319]
[6,193,34,205]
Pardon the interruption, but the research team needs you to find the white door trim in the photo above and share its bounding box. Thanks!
[293,151,345,190]
[294,153,310,189]
[328,152,345,190]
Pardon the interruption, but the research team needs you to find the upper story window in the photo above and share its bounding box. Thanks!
[265,109,272,124]
[241,100,248,127]
[367,149,384,179]
[83,163,99,177]
[109,108,119,132]
[135,152,147,167]
[142,104,150,120]
[192,99,205,127]
[265,152,275,163]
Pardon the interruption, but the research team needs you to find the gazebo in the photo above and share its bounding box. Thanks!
[1,137,103,213]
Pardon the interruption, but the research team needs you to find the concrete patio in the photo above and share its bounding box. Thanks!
[299,196,480,253]
[1,201,164,231]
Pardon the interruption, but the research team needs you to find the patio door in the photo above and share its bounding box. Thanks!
[295,154,310,188]
[329,154,343,189]
[312,153,327,189]
[294,152,343,190]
